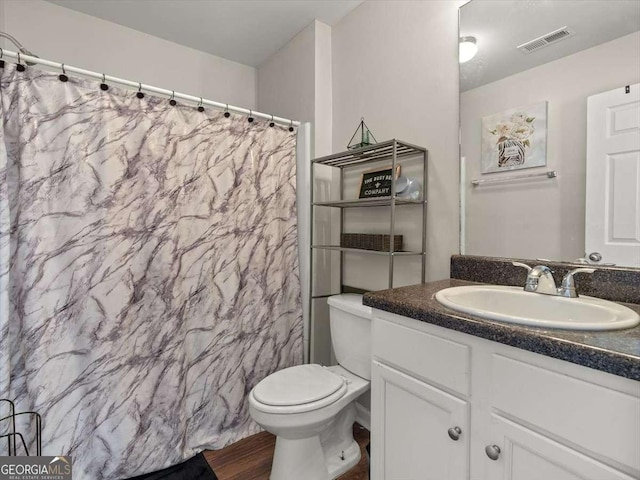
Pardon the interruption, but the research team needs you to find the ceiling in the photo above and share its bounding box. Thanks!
[46,0,363,67]
[460,0,640,91]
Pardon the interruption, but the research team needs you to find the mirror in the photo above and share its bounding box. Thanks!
[459,0,640,268]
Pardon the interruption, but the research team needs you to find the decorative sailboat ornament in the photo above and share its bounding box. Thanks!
[347,117,378,150]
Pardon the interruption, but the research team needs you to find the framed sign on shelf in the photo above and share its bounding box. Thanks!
[358,165,401,199]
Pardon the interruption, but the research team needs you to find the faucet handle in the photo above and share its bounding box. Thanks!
[512,261,532,272]
[559,268,596,298]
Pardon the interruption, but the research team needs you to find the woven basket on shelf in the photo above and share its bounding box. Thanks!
[340,233,403,252]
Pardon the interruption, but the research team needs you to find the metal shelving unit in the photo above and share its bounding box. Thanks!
[310,139,428,305]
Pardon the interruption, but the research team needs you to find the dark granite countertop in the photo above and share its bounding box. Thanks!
[451,255,640,305]
[363,279,640,381]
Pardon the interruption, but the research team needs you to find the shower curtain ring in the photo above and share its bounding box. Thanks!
[169,91,177,106]
[289,120,294,132]
[100,74,109,91]
[197,97,205,112]
[59,64,68,82]
[269,115,275,128]
[248,110,254,123]
[224,104,231,118]
[16,52,25,72]
[136,82,144,99]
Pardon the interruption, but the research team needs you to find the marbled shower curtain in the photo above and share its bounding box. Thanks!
[0,63,302,479]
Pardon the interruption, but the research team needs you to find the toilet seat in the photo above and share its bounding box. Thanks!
[251,364,348,414]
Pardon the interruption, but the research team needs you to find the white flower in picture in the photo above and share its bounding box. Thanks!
[494,122,513,139]
[510,112,529,125]
[481,102,547,173]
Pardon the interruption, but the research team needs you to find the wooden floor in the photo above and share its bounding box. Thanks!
[204,424,370,480]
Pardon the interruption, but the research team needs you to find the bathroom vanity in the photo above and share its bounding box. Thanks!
[364,277,640,480]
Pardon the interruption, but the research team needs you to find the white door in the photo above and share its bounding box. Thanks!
[370,361,469,480]
[484,414,636,480]
[585,83,640,267]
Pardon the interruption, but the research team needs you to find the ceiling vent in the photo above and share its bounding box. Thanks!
[517,26,575,54]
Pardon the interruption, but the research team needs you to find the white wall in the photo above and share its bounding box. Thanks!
[461,32,640,261]
[314,21,333,160]
[0,0,256,108]
[257,19,333,155]
[257,21,316,126]
[257,20,336,366]
[332,0,462,290]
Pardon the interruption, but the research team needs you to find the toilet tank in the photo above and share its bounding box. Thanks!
[327,294,372,380]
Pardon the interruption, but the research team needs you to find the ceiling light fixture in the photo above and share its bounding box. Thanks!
[459,36,478,63]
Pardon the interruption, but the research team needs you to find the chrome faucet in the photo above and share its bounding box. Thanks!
[512,262,595,298]
[512,262,557,295]
[558,267,597,298]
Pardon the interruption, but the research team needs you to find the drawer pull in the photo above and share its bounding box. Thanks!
[485,445,501,460]
[447,426,462,441]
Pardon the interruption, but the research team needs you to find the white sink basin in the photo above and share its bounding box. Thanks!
[435,285,640,331]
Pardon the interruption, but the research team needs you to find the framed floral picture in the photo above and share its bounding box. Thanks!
[481,101,548,174]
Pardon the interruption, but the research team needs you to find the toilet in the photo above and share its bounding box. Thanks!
[249,294,372,480]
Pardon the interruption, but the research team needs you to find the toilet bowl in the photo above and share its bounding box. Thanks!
[248,294,372,480]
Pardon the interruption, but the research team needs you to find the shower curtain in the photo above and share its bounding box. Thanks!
[0,63,302,479]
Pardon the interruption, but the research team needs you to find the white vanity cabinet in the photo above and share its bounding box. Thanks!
[484,413,636,480]
[370,309,640,480]
[372,361,469,479]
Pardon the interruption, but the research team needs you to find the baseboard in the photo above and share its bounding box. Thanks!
[355,401,370,431]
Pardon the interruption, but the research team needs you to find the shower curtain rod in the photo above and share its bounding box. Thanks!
[0,48,300,127]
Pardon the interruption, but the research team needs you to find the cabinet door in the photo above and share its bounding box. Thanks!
[484,414,637,480]
[371,360,469,480]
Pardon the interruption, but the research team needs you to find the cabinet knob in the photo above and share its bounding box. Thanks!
[447,426,462,441]
[485,444,501,461]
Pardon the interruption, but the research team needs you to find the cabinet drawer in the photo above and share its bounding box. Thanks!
[491,354,640,472]
[373,318,470,396]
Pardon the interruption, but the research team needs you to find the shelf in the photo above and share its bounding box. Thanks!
[311,245,424,256]
[313,139,427,168]
[313,197,424,208]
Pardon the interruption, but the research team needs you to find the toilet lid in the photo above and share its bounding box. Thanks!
[253,364,346,407]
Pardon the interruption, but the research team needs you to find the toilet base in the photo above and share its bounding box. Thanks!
[321,403,361,478]
[270,435,329,480]
[325,438,361,479]
[269,403,362,480]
